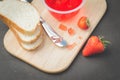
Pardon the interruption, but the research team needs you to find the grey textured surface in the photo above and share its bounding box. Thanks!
[0,0,120,80]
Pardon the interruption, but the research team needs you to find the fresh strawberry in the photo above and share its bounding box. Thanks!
[82,36,110,57]
[77,16,90,30]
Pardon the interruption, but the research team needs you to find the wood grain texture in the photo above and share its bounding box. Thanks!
[3,0,107,73]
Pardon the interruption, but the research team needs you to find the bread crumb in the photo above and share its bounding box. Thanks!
[78,36,82,39]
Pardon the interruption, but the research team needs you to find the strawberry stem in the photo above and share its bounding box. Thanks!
[98,36,111,48]
[86,18,90,27]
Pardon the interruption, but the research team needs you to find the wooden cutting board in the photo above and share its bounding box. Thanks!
[3,0,107,73]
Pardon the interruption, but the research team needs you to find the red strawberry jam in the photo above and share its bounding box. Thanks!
[45,0,83,21]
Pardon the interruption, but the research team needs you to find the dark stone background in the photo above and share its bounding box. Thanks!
[0,0,120,80]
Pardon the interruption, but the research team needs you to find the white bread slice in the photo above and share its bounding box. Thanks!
[9,24,44,50]
[7,29,44,51]
[20,32,44,51]
[9,23,43,43]
[0,0,44,50]
[0,0,40,34]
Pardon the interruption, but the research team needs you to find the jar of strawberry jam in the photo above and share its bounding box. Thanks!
[43,0,85,21]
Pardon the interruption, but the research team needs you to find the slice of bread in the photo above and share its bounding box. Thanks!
[0,0,44,50]
[7,29,44,51]
[20,32,44,51]
[0,0,40,34]
[9,23,43,43]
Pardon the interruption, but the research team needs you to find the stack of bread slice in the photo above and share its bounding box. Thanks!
[0,0,44,50]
